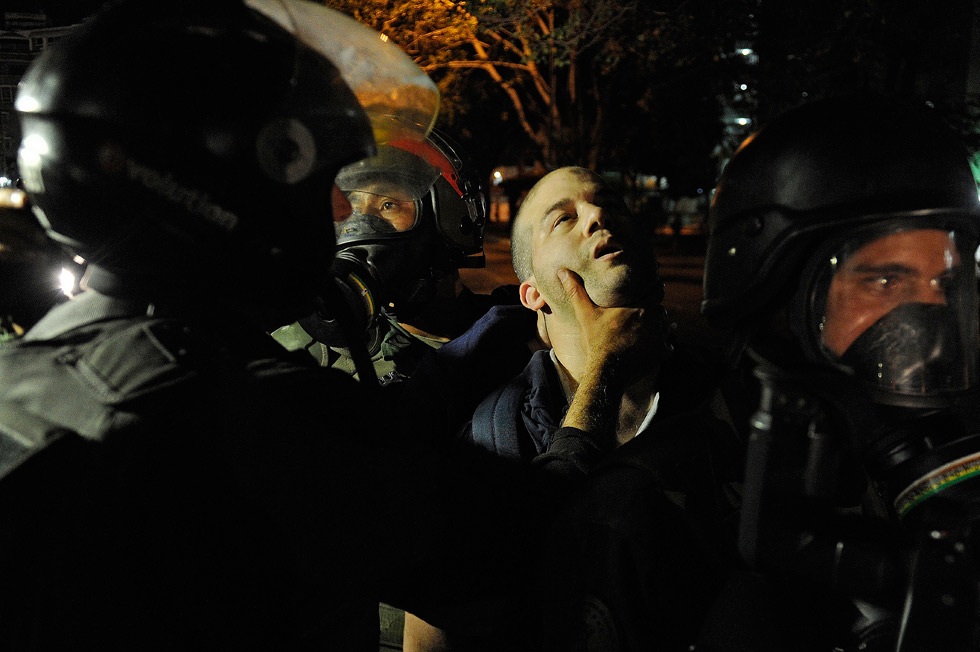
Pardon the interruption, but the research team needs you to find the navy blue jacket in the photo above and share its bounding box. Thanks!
[459,337,730,463]
[462,349,564,459]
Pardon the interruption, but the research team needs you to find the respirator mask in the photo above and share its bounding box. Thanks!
[803,221,980,523]
[296,145,443,358]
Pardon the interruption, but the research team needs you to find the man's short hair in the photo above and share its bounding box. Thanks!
[510,166,605,282]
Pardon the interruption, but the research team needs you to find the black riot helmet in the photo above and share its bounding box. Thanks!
[703,94,980,408]
[332,129,487,319]
[14,0,438,327]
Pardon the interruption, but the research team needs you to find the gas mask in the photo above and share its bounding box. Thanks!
[334,144,449,321]
[699,94,980,651]
[807,225,978,405]
[293,136,483,367]
[798,222,980,523]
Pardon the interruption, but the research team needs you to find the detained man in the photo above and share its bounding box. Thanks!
[404,167,733,651]
[460,165,725,456]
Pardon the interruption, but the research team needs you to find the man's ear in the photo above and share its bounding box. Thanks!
[519,278,547,311]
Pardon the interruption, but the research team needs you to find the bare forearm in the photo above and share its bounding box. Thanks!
[561,367,620,435]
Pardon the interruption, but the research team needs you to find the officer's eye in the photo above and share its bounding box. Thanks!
[382,201,397,211]
[859,273,903,292]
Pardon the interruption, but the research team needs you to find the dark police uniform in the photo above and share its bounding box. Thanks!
[0,291,606,651]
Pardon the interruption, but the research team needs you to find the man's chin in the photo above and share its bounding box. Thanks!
[588,289,632,309]
[586,281,660,309]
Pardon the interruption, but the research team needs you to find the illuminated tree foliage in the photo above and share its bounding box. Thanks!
[442,0,645,168]
[321,0,977,194]
[321,0,477,121]
[322,0,748,190]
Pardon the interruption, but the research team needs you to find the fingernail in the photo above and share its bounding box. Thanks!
[557,269,569,282]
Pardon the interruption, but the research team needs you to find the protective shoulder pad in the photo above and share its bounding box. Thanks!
[0,318,207,438]
[71,319,204,402]
[0,403,75,481]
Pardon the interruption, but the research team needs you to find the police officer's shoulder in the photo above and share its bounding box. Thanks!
[63,316,268,402]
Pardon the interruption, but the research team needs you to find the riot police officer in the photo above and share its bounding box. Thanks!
[698,93,980,651]
[0,1,610,650]
[273,129,506,385]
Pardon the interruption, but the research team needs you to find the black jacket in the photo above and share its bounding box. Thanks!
[537,371,754,652]
[461,340,731,461]
[0,291,608,651]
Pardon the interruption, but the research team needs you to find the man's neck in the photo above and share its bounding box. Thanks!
[546,312,591,383]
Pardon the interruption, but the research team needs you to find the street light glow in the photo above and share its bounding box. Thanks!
[59,268,77,297]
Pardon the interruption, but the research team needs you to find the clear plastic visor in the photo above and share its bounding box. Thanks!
[334,146,441,238]
[812,226,980,401]
[245,0,438,144]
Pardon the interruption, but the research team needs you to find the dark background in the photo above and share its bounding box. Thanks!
[5,0,104,25]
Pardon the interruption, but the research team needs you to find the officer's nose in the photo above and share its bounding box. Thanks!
[345,191,373,217]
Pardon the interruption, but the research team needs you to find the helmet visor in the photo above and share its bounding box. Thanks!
[245,0,438,144]
[811,224,980,404]
[334,145,440,241]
